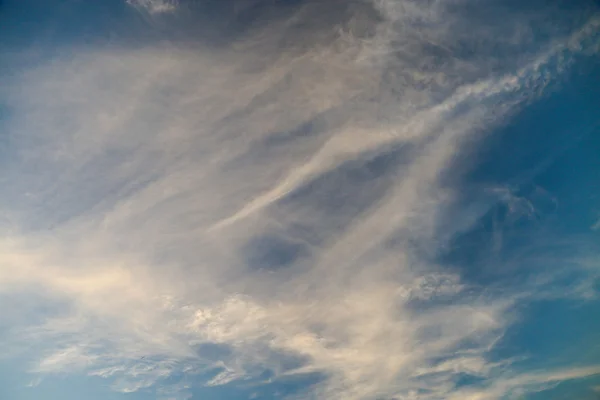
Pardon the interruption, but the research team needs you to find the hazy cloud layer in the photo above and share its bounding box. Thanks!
[1,1,599,399]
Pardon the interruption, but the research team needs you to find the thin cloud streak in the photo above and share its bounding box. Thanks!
[0,1,599,399]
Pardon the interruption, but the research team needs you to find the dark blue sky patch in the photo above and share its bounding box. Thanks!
[490,298,600,371]
[435,55,600,288]
[453,372,488,389]
[273,143,416,246]
[195,343,233,362]
[0,0,150,50]
[243,233,309,271]
[457,56,600,190]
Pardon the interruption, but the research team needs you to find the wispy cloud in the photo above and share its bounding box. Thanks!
[0,0,599,399]
[446,365,600,400]
[127,0,178,14]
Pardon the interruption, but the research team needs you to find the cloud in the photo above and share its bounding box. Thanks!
[127,0,178,14]
[0,0,599,399]
[446,365,600,400]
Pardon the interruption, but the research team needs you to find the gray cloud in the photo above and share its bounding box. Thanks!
[128,0,178,14]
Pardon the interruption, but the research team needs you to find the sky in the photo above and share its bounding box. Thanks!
[0,1,599,399]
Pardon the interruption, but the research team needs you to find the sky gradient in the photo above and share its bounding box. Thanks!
[1,1,599,399]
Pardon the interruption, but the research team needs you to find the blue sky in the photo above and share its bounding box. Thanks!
[0,1,599,399]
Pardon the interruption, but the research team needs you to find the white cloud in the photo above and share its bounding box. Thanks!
[127,0,178,14]
[445,365,600,400]
[0,1,599,399]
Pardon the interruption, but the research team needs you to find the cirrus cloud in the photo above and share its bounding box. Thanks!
[1,1,599,399]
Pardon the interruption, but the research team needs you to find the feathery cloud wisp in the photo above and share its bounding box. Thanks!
[1,1,599,399]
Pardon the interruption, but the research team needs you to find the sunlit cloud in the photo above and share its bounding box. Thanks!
[0,1,599,399]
